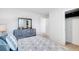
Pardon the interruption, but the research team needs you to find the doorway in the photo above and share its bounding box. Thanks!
[65,9,79,50]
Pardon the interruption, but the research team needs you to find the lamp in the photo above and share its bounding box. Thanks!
[0,25,7,36]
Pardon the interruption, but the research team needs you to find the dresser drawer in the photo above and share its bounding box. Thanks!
[13,29,36,39]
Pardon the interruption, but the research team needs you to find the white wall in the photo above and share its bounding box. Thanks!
[71,17,79,45]
[40,17,47,34]
[46,8,65,45]
[65,18,72,43]
[66,17,79,46]
[0,8,42,34]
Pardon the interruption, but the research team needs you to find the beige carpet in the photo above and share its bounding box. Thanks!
[65,42,79,51]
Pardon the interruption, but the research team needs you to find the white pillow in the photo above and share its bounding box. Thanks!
[8,33,17,47]
[6,33,17,51]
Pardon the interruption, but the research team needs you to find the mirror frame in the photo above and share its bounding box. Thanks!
[18,18,32,29]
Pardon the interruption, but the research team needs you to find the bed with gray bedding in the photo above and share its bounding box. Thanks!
[18,35,69,51]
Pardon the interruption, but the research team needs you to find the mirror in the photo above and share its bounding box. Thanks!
[18,18,32,29]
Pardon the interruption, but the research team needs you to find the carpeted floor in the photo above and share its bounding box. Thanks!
[18,35,69,51]
[65,42,79,51]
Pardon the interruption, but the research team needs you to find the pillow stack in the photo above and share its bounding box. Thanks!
[6,33,18,51]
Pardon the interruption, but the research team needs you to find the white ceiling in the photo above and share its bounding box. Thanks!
[65,8,76,11]
[25,8,75,17]
[0,8,75,17]
[0,8,50,17]
[22,8,51,17]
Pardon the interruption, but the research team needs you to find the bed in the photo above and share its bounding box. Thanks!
[18,35,67,51]
[0,38,10,51]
